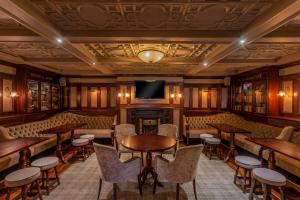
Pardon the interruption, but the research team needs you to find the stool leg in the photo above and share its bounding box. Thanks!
[21,185,28,200]
[262,184,271,200]
[54,166,60,185]
[249,177,256,200]
[6,188,11,200]
[234,166,239,184]
[242,168,247,193]
[36,180,43,200]
[209,145,213,160]
[46,170,50,195]
[279,187,285,200]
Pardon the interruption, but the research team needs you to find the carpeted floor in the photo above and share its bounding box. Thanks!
[44,153,248,200]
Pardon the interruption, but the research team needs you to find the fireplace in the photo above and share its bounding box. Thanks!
[127,108,172,134]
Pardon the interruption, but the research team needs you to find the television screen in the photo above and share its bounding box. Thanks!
[135,81,165,99]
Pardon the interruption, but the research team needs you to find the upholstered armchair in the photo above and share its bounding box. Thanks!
[157,124,179,156]
[276,126,295,141]
[93,143,142,200]
[114,124,137,158]
[153,144,203,200]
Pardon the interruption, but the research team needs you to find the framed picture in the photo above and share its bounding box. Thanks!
[3,79,13,112]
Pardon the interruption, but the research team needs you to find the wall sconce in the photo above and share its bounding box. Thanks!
[278,90,285,97]
[10,91,19,97]
[170,93,182,99]
[118,92,130,98]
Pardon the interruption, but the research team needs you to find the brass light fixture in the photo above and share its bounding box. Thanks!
[137,49,164,63]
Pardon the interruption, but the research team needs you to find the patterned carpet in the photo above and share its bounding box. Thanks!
[44,153,248,200]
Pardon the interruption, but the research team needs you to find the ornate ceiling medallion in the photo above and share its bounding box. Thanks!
[137,49,164,63]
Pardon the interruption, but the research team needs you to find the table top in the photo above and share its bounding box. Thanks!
[246,138,300,162]
[38,123,86,134]
[121,135,176,152]
[0,137,48,158]
[207,123,250,134]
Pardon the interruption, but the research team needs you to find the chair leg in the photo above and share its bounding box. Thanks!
[193,179,198,200]
[138,174,143,196]
[36,180,43,200]
[249,178,256,200]
[97,178,102,200]
[153,173,158,194]
[176,183,180,200]
[113,183,117,200]
[54,167,60,185]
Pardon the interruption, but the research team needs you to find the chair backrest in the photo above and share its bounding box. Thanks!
[115,124,136,144]
[93,143,123,182]
[276,126,295,141]
[157,144,203,183]
[158,124,178,139]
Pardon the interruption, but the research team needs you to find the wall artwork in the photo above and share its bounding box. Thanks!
[282,80,293,113]
[3,79,13,112]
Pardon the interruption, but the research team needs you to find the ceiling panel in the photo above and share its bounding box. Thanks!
[30,0,277,31]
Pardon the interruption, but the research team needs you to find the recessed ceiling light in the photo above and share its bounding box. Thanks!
[56,38,63,43]
[92,62,96,65]
[239,38,246,45]
[203,62,208,67]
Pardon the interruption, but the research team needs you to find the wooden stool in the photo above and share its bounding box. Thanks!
[200,133,213,144]
[204,137,221,160]
[5,167,43,200]
[80,134,95,155]
[234,156,261,193]
[72,138,89,160]
[249,168,286,200]
[31,157,60,195]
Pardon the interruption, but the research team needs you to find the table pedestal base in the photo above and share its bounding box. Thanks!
[224,133,237,162]
[140,152,162,187]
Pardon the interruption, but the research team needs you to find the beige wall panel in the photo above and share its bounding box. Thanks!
[110,87,116,107]
[2,79,13,112]
[221,87,228,109]
[100,87,107,108]
[81,86,88,107]
[70,87,77,108]
[90,87,98,108]
[120,108,127,124]
[211,88,217,108]
[173,86,181,105]
[282,81,293,113]
[120,85,128,105]
[184,88,190,108]
[173,109,180,128]
[192,88,199,108]
[201,88,208,108]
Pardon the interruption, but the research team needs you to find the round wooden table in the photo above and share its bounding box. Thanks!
[121,135,176,186]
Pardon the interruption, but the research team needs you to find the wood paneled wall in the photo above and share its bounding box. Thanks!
[67,84,117,111]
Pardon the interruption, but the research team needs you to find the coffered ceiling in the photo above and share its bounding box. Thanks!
[0,0,300,76]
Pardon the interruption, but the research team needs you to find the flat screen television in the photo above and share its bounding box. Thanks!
[135,81,165,99]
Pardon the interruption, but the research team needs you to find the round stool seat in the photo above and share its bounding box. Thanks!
[72,138,89,147]
[5,167,40,188]
[235,156,261,169]
[200,133,213,139]
[253,168,286,187]
[205,137,221,144]
[31,157,59,171]
[80,134,95,141]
